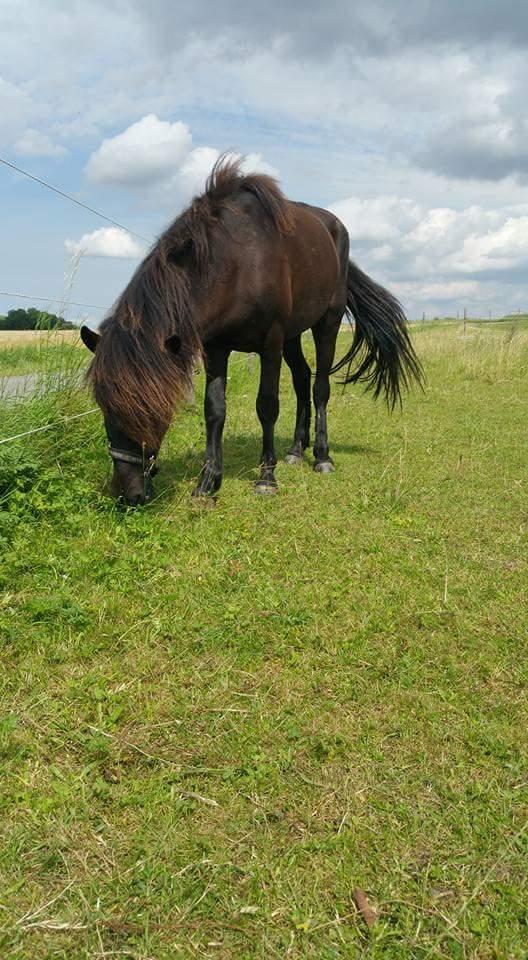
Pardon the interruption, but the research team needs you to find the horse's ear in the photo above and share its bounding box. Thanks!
[165,334,181,356]
[80,325,100,353]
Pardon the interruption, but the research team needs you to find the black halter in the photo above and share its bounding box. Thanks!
[108,445,158,479]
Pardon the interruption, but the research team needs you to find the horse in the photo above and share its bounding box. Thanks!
[81,157,423,505]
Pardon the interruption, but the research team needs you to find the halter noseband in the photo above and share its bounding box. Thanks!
[108,445,158,479]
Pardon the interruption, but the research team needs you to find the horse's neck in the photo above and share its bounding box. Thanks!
[190,262,235,340]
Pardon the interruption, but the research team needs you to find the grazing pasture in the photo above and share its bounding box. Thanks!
[0,320,527,958]
[0,329,82,379]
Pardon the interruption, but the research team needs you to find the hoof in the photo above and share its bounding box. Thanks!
[255,481,278,495]
[285,453,303,466]
[314,460,335,474]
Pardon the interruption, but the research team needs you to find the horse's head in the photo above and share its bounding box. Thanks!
[81,324,181,506]
[105,419,159,507]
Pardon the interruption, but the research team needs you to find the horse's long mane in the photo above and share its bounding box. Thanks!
[87,155,293,448]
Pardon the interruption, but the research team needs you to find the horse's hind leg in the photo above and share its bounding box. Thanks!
[312,312,341,473]
[283,335,311,464]
[192,342,230,497]
[255,326,283,494]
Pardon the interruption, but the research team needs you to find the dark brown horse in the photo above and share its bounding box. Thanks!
[81,157,422,505]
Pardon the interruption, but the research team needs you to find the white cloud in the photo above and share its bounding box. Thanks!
[447,217,528,273]
[64,227,147,259]
[179,146,221,196]
[329,191,528,314]
[330,195,422,244]
[394,280,483,303]
[5,1,528,321]
[400,207,528,278]
[332,194,528,277]
[178,148,278,197]
[84,117,279,201]
[239,152,279,178]
[14,128,68,158]
[85,114,192,186]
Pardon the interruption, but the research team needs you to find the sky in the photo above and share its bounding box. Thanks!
[2,0,528,323]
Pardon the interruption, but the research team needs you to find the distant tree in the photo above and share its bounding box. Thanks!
[0,307,76,331]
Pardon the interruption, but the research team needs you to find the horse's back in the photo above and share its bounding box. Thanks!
[200,189,347,347]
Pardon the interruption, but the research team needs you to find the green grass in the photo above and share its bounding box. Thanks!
[0,335,83,379]
[0,322,527,958]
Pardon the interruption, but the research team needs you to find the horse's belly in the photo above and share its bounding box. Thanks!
[289,269,339,329]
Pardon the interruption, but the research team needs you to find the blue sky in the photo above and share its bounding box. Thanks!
[3,0,528,322]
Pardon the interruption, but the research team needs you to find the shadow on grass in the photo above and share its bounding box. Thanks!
[157,432,378,490]
[93,431,380,514]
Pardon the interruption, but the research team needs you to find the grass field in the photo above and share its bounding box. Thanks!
[0,321,527,958]
[0,330,83,379]
[0,331,80,346]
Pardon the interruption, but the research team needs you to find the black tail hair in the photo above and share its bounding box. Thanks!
[331,261,424,408]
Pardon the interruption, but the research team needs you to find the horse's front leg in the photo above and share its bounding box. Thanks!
[192,343,230,497]
[255,328,283,494]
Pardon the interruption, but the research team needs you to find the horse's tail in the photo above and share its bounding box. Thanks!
[330,260,424,408]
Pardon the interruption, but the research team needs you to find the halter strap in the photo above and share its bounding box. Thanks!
[108,445,157,474]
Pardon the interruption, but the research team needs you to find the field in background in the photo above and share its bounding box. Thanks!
[0,329,83,379]
[0,330,80,346]
[0,318,527,376]
[0,321,527,958]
